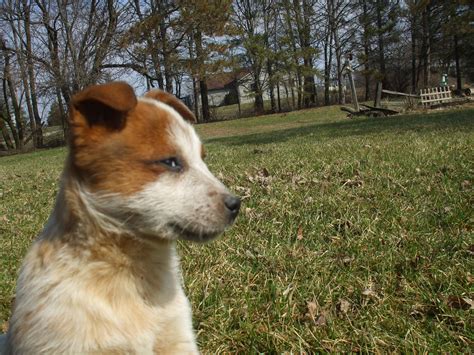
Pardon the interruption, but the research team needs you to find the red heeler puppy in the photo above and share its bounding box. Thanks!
[3,82,240,354]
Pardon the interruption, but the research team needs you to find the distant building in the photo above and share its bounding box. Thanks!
[198,68,297,108]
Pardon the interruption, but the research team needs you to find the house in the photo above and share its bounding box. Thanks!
[206,69,250,107]
[203,68,297,108]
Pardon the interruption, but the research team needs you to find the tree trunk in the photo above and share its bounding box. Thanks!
[159,13,173,93]
[411,12,417,93]
[0,105,14,150]
[301,0,316,107]
[376,0,386,88]
[56,89,68,140]
[7,76,25,150]
[284,0,303,109]
[421,4,431,87]
[263,4,276,113]
[2,69,20,149]
[329,0,344,104]
[324,27,331,105]
[9,2,37,148]
[195,30,210,122]
[1,40,24,150]
[254,70,264,114]
[361,0,371,100]
[23,0,43,147]
[276,81,282,112]
[454,33,462,91]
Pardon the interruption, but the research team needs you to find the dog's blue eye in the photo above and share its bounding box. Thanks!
[160,158,182,172]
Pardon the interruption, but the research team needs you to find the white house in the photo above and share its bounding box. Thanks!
[202,68,298,108]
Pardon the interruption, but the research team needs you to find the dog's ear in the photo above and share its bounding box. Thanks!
[70,82,137,132]
[145,90,196,123]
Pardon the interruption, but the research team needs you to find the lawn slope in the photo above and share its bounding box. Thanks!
[1,106,473,352]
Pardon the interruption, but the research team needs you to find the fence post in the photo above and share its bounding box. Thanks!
[374,82,382,108]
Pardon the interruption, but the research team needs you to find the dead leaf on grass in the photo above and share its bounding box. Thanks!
[304,301,328,327]
[362,289,378,298]
[337,299,351,315]
[306,301,318,319]
[234,186,251,199]
[291,174,309,186]
[246,168,272,187]
[297,226,304,241]
[314,312,328,326]
[460,180,471,190]
[341,178,363,188]
[342,256,354,265]
[446,296,474,310]
[410,303,427,319]
[245,250,256,259]
[244,207,262,220]
[362,281,380,302]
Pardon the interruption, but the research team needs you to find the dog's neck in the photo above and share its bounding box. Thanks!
[40,166,177,278]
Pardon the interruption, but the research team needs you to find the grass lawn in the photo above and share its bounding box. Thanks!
[1,105,473,352]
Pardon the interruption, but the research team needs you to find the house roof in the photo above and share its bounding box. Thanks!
[206,69,251,91]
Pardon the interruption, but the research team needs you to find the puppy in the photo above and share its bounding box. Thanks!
[3,82,240,354]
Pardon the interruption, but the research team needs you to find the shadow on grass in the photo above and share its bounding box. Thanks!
[206,109,474,146]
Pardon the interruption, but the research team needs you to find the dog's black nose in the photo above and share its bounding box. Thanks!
[224,195,241,219]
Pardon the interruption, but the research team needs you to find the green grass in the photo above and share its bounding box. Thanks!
[1,106,473,351]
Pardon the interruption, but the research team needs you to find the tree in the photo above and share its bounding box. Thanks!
[180,0,234,121]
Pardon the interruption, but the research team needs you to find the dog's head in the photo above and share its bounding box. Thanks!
[68,82,240,242]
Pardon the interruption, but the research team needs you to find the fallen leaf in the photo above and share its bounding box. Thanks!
[245,250,256,259]
[297,226,304,241]
[234,186,251,199]
[306,301,318,320]
[447,296,473,310]
[362,289,378,298]
[337,299,351,314]
[314,312,327,326]
[467,274,474,284]
[461,180,471,190]
[410,303,426,319]
[342,256,354,265]
[341,178,363,188]
[362,281,379,301]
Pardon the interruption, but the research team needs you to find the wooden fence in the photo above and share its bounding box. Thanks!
[420,86,452,107]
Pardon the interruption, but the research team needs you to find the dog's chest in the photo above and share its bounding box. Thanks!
[10,240,191,353]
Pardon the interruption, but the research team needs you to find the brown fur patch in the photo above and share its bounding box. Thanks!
[145,90,196,123]
[70,99,177,195]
